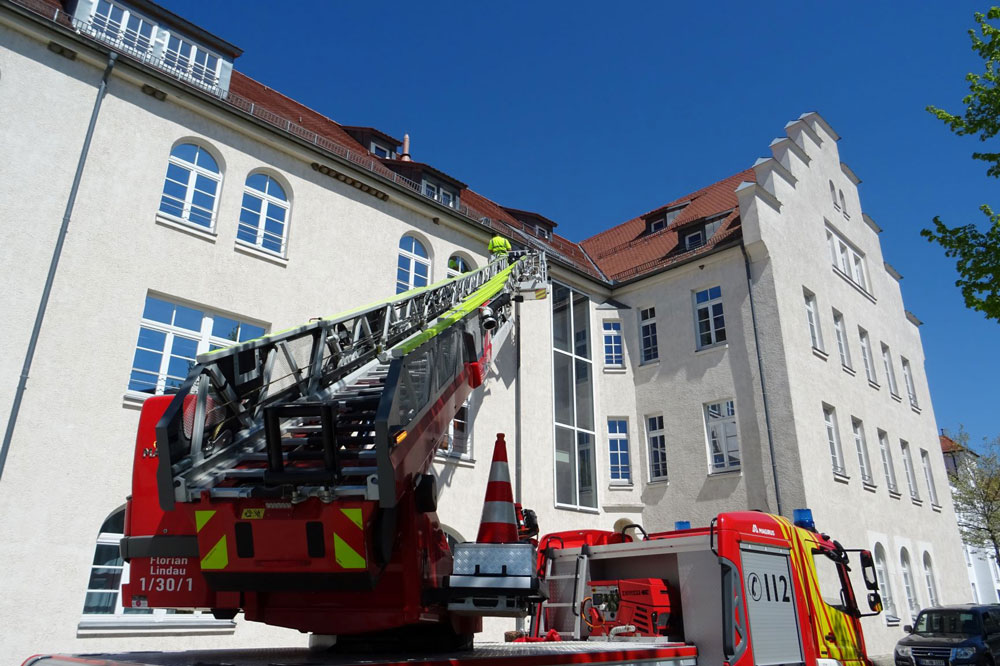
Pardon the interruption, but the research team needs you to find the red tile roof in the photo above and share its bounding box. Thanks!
[940,434,964,454]
[580,170,755,281]
[16,0,753,286]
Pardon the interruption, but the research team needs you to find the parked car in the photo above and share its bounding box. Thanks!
[895,605,1000,666]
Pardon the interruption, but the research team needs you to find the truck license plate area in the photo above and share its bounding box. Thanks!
[919,659,945,666]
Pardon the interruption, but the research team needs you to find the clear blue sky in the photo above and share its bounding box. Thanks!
[162,0,999,448]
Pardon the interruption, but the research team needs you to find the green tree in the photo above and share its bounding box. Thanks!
[947,429,1000,563]
[924,7,1000,322]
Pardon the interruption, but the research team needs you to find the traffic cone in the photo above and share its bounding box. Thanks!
[476,433,518,543]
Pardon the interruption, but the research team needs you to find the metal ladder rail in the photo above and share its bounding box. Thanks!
[157,253,546,509]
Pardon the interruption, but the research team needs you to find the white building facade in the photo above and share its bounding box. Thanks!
[0,0,970,660]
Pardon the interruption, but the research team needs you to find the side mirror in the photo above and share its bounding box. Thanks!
[904,625,913,634]
[859,550,879,591]
[868,592,883,613]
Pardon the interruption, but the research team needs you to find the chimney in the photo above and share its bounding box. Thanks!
[401,133,411,161]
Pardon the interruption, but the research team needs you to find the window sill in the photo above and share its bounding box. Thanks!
[911,496,923,507]
[77,616,236,635]
[603,366,627,374]
[607,482,634,490]
[889,489,902,500]
[696,342,728,355]
[890,392,902,403]
[842,364,856,376]
[155,213,217,243]
[863,481,878,493]
[554,503,601,515]
[122,391,151,410]
[832,266,877,304]
[885,616,901,627]
[708,468,742,477]
[234,239,289,266]
[833,471,850,484]
[639,359,660,367]
[932,503,942,513]
[868,379,880,390]
[910,403,922,414]
[434,453,476,468]
[812,346,829,361]
[647,477,669,486]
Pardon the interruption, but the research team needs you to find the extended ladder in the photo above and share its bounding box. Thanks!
[154,252,547,512]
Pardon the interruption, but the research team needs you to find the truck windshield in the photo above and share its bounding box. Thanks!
[811,551,850,613]
[914,611,981,636]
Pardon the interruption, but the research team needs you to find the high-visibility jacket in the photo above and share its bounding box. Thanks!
[488,235,511,257]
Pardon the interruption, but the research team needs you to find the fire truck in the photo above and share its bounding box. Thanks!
[24,252,885,666]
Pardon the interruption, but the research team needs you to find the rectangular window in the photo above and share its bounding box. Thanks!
[833,310,851,369]
[647,415,667,481]
[694,286,726,349]
[705,400,740,472]
[921,449,939,505]
[128,295,266,395]
[423,182,438,199]
[824,405,846,476]
[684,229,705,251]
[882,344,899,396]
[902,358,919,408]
[553,283,597,509]
[827,227,870,293]
[804,290,823,350]
[878,429,899,494]
[608,419,631,484]
[603,321,623,367]
[859,328,877,384]
[639,307,658,363]
[439,395,474,459]
[649,217,667,233]
[901,440,919,500]
[164,34,221,88]
[852,418,873,484]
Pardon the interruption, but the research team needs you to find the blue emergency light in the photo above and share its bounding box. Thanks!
[674,520,691,530]
[793,508,816,531]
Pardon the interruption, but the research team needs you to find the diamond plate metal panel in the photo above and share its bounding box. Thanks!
[452,543,534,575]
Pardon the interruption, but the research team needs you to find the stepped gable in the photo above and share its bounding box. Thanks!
[580,169,754,282]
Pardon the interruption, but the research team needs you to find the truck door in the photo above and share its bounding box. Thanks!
[740,544,805,666]
[806,548,867,666]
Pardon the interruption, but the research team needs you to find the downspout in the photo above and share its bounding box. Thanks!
[741,242,783,516]
[0,52,118,483]
[514,297,523,633]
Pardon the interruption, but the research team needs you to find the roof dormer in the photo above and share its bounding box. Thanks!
[342,127,402,159]
[69,0,242,95]
[501,207,558,241]
[641,203,686,234]
[380,160,466,209]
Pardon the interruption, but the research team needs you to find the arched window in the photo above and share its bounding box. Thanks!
[397,235,430,293]
[238,172,289,256]
[900,548,919,621]
[839,190,848,217]
[446,254,474,278]
[158,142,221,229]
[83,507,130,617]
[81,506,232,629]
[923,552,939,606]
[874,543,897,618]
[830,180,839,209]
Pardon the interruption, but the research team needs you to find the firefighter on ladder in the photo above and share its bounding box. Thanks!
[488,234,512,260]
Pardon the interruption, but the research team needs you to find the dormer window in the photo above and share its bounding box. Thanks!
[536,225,551,240]
[371,142,393,159]
[647,205,684,234]
[681,215,725,252]
[76,0,237,94]
[421,180,458,208]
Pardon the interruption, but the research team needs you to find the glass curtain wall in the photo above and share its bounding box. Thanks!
[552,283,597,509]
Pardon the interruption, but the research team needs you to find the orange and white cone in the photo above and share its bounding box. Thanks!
[476,433,518,544]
